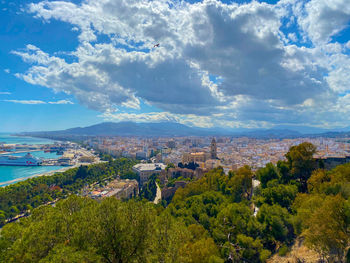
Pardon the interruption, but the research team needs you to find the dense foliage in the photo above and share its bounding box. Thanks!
[0,158,137,224]
[255,142,350,261]
[1,142,350,262]
[0,196,223,263]
[140,174,157,201]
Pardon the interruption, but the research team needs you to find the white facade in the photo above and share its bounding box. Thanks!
[132,163,166,184]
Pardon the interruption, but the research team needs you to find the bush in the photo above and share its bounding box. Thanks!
[278,245,289,256]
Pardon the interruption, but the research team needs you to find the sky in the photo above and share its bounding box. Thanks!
[0,0,350,132]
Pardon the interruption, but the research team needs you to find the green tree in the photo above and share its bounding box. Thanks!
[166,163,175,171]
[285,142,317,192]
[307,169,329,193]
[257,163,280,188]
[257,204,294,249]
[227,166,252,202]
[259,183,298,209]
[300,195,350,262]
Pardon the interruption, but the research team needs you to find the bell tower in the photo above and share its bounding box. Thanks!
[210,138,217,159]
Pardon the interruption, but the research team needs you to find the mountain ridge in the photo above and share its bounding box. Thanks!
[17,121,324,139]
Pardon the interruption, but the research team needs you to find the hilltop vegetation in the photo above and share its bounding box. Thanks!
[0,142,350,262]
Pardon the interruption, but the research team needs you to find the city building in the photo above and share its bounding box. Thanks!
[136,151,147,160]
[205,159,221,169]
[89,179,138,200]
[132,163,166,184]
[167,140,176,149]
[182,152,210,163]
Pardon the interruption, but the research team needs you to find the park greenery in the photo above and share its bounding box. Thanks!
[0,142,350,262]
[0,158,137,224]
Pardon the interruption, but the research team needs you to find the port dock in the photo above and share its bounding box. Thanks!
[0,142,100,167]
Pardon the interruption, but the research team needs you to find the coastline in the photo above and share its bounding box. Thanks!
[0,133,68,187]
[0,165,78,187]
[0,161,105,187]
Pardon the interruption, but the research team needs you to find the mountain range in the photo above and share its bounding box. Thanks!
[18,121,350,139]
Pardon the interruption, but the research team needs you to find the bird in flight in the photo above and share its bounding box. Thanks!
[153,43,160,48]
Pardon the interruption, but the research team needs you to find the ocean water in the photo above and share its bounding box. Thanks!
[0,166,62,186]
[0,133,54,145]
[0,134,63,186]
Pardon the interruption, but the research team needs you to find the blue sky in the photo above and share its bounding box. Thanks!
[0,0,350,132]
[0,0,99,132]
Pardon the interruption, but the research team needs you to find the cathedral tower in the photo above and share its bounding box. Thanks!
[210,138,217,159]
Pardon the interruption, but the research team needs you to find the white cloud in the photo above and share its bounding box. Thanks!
[48,100,74,104]
[8,0,350,128]
[0,92,11,95]
[4,69,10,74]
[100,109,276,129]
[295,0,350,44]
[3,99,74,105]
[288,33,298,42]
[3,99,46,105]
[101,111,179,124]
[346,41,350,49]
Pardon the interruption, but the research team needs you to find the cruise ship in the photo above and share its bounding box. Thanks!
[0,153,42,166]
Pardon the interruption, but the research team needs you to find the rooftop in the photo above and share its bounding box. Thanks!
[133,163,166,172]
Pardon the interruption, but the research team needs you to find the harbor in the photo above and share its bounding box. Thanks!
[0,142,98,167]
[0,134,101,186]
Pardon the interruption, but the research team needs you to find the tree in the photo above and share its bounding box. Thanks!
[140,174,157,201]
[301,195,350,262]
[285,142,317,192]
[39,245,103,263]
[75,165,89,179]
[181,237,221,263]
[166,163,175,171]
[257,204,294,249]
[153,212,191,263]
[227,166,252,202]
[0,210,5,226]
[259,183,298,209]
[257,163,279,188]
[276,160,291,184]
[307,169,329,193]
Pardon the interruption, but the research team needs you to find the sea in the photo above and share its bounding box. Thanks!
[0,133,63,186]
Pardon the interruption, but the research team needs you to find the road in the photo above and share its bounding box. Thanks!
[153,183,162,204]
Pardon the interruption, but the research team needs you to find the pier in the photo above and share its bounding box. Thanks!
[0,150,39,155]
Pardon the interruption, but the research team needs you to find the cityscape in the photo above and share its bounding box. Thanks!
[88,135,350,171]
[1,0,350,262]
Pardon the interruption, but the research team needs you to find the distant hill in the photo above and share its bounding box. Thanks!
[19,121,309,139]
[20,122,210,138]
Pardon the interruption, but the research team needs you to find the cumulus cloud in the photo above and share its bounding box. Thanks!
[295,0,350,44]
[10,0,350,128]
[101,111,228,129]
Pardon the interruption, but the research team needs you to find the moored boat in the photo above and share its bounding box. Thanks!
[0,153,42,166]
